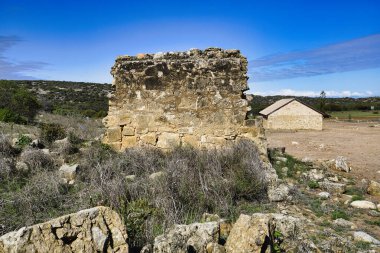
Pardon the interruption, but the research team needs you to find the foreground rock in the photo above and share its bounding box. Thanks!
[153,221,221,253]
[319,180,346,194]
[353,231,380,245]
[367,180,380,196]
[58,163,79,184]
[0,206,128,253]
[224,213,317,252]
[350,200,377,209]
[268,184,290,202]
[331,156,351,172]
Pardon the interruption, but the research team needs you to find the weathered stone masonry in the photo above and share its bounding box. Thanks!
[103,48,266,154]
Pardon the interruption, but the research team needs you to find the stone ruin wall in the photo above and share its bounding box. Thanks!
[103,48,266,155]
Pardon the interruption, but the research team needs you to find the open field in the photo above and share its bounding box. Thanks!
[267,120,380,181]
[329,110,380,120]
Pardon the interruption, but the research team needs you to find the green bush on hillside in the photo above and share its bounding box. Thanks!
[0,108,26,124]
[39,123,66,144]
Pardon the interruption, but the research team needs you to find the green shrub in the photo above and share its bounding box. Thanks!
[122,199,161,249]
[331,210,349,220]
[355,241,371,250]
[39,123,66,144]
[0,108,26,124]
[15,135,32,149]
[308,180,319,189]
[11,88,41,122]
[345,187,365,197]
[351,195,364,201]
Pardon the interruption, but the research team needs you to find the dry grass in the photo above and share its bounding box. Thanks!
[35,112,105,140]
[0,139,269,249]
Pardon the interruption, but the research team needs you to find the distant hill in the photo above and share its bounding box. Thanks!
[1,80,379,118]
[0,80,112,118]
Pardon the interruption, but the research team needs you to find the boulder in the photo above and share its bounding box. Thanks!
[58,164,79,184]
[318,192,330,199]
[153,222,220,253]
[268,184,290,202]
[304,169,325,181]
[318,233,352,252]
[367,180,380,196]
[333,218,356,229]
[369,210,380,217]
[0,206,128,252]
[224,213,313,253]
[319,180,346,194]
[335,156,351,172]
[350,200,377,209]
[353,231,380,245]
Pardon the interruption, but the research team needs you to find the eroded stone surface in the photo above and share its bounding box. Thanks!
[224,213,313,253]
[0,206,128,253]
[103,48,266,156]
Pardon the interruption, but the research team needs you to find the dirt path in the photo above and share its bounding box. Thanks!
[267,120,380,181]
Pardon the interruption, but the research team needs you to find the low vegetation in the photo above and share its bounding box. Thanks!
[0,80,110,121]
[0,122,268,249]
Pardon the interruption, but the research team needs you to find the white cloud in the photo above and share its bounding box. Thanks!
[253,89,375,97]
[249,34,380,81]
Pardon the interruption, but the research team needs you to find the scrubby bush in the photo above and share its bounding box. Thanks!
[11,88,41,122]
[39,123,66,144]
[0,134,16,157]
[79,140,267,248]
[0,139,268,249]
[0,108,26,124]
[331,210,349,220]
[0,154,15,180]
[20,149,55,171]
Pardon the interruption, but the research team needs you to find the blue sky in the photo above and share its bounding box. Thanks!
[0,0,379,97]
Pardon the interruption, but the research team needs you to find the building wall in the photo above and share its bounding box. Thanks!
[102,48,267,156]
[265,100,323,130]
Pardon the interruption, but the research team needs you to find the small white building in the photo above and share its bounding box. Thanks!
[259,98,324,130]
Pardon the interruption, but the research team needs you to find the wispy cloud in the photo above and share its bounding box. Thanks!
[250,34,380,81]
[255,89,374,97]
[0,35,48,79]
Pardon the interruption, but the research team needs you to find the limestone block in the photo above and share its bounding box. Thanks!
[107,127,121,142]
[140,133,157,145]
[119,113,132,125]
[182,135,199,147]
[206,136,226,146]
[121,136,138,150]
[157,133,180,149]
[122,126,135,136]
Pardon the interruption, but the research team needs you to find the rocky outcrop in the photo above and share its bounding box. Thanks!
[58,163,79,184]
[103,48,267,156]
[0,206,128,253]
[153,221,221,253]
[224,213,317,253]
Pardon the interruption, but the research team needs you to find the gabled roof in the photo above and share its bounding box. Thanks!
[259,98,328,117]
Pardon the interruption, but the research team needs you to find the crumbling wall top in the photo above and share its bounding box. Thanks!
[114,48,244,62]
